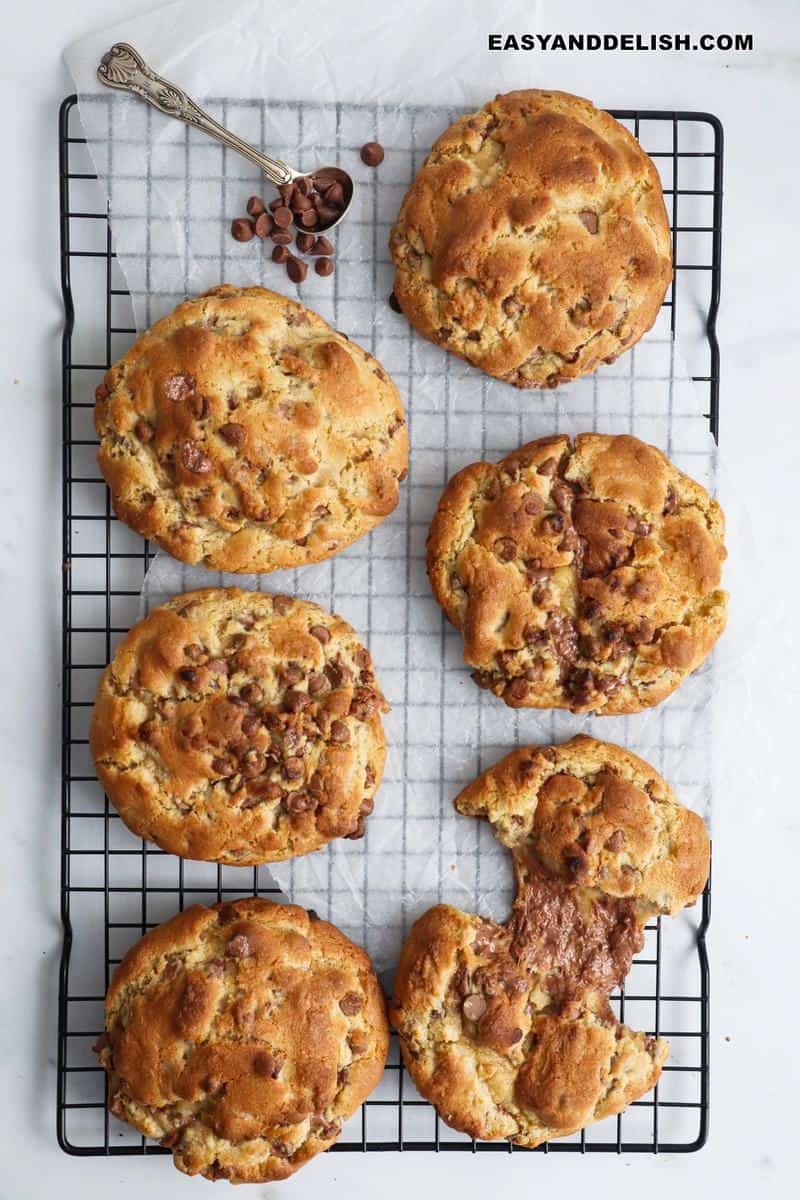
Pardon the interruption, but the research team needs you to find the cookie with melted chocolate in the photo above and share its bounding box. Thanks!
[390,735,710,1147]
[427,433,727,713]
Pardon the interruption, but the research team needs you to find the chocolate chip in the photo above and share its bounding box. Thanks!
[246,196,265,217]
[285,790,315,814]
[551,481,575,512]
[283,757,304,781]
[578,210,599,234]
[284,689,309,714]
[295,232,315,253]
[162,373,196,403]
[360,141,384,166]
[273,205,293,228]
[541,512,564,534]
[254,211,273,238]
[272,245,290,263]
[133,418,154,443]
[226,934,252,958]
[311,236,334,257]
[339,991,363,1015]
[212,756,236,777]
[316,204,341,225]
[241,714,262,736]
[663,487,679,515]
[494,537,518,562]
[324,182,345,207]
[253,1050,284,1078]
[231,218,255,242]
[389,292,402,313]
[239,683,263,705]
[298,209,319,229]
[180,440,213,475]
[330,720,350,744]
[537,456,558,476]
[286,256,308,284]
[207,658,229,675]
[462,994,487,1021]
[506,678,529,702]
[179,667,198,684]
[605,830,626,852]
[271,231,293,247]
[217,422,245,448]
[309,624,331,644]
[315,257,334,277]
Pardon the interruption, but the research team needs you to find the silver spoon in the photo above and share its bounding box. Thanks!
[96,43,354,234]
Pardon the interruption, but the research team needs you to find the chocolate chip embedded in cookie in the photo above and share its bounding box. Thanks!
[93,285,407,573]
[426,433,727,714]
[390,735,710,1148]
[95,898,390,1183]
[390,89,672,388]
[89,588,388,864]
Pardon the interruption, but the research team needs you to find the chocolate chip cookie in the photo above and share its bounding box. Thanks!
[94,285,407,572]
[95,898,390,1183]
[390,735,710,1147]
[90,588,388,864]
[427,433,727,713]
[390,89,672,388]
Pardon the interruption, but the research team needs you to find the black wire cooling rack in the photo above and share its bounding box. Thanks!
[58,93,721,1159]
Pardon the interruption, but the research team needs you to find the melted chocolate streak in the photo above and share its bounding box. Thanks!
[506,860,643,1011]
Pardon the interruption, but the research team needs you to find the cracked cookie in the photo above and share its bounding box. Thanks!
[94,897,390,1183]
[90,588,388,864]
[94,284,408,572]
[427,433,727,713]
[390,735,710,1147]
[390,89,672,388]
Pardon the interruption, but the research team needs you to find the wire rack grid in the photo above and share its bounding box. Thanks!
[58,94,721,1159]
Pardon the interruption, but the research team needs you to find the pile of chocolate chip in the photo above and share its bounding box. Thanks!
[231,177,338,282]
[230,141,385,285]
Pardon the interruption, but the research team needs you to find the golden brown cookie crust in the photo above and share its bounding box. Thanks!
[90,588,388,864]
[94,285,408,573]
[390,89,672,388]
[427,433,727,713]
[95,898,390,1183]
[390,735,710,1147]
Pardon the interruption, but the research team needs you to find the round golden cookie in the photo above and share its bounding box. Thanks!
[427,433,727,714]
[390,89,672,388]
[90,588,388,864]
[390,736,710,1147]
[94,285,408,572]
[94,898,390,1183]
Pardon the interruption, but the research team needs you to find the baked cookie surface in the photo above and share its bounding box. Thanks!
[90,588,388,864]
[95,898,390,1183]
[94,285,408,572]
[390,735,710,1147]
[427,433,727,713]
[390,89,672,388]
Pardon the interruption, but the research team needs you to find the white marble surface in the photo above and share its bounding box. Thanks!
[1,0,798,1196]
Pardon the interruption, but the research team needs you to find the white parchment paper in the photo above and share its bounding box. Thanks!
[65,0,737,973]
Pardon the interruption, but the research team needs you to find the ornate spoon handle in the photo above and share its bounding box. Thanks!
[97,43,294,186]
